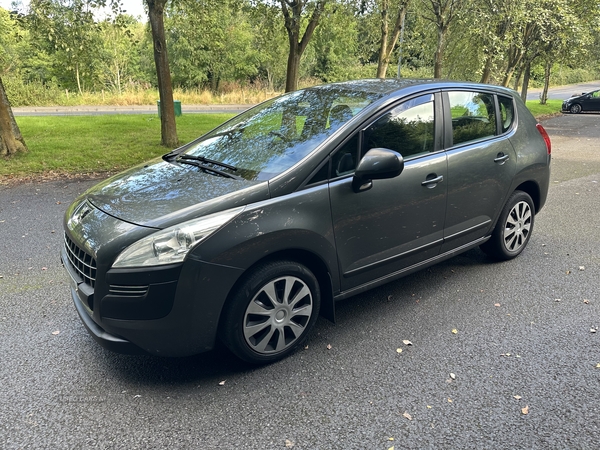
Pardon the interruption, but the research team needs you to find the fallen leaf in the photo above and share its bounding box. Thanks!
[427,405,432,409]
[521,405,529,415]
[591,329,597,334]
[555,298,561,302]
[388,437,394,441]
[42,267,47,271]
[579,266,585,271]
[448,398,453,403]
[388,447,394,450]
[51,330,60,335]
[396,348,403,354]
[451,329,458,334]
[583,299,590,304]
[566,270,571,275]
[402,411,412,420]
[218,380,226,386]
[304,345,309,349]
[133,394,141,399]
[326,343,332,350]
[56,201,61,205]
[450,373,456,380]
[285,439,294,448]
[403,340,413,346]
[494,303,501,307]
[596,363,600,368]
[388,295,393,301]
[514,395,522,400]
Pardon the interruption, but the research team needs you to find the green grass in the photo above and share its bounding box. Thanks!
[525,99,563,117]
[1,101,562,181]
[1,114,234,180]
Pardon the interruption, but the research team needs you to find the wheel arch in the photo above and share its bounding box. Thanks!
[514,180,541,213]
[218,248,336,336]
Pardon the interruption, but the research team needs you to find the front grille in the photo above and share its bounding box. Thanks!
[64,233,97,288]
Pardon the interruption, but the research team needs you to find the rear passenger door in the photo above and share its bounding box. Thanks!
[441,91,517,252]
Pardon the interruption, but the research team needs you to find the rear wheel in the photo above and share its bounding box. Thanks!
[570,103,582,114]
[480,190,534,261]
[220,261,320,364]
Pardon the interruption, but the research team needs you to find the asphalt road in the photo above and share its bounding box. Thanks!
[526,81,600,101]
[1,114,599,449]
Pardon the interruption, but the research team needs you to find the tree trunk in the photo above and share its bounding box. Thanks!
[147,0,178,147]
[285,43,301,92]
[520,61,531,103]
[376,0,409,79]
[480,54,493,84]
[76,62,83,95]
[433,27,444,78]
[376,2,390,79]
[540,61,551,105]
[0,77,27,158]
[281,0,326,93]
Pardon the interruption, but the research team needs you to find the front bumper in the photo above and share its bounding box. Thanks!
[62,246,244,357]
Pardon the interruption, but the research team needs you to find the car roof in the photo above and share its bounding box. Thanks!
[305,79,518,99]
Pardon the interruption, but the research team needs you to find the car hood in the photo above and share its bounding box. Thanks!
[85,158,268,228]
[566,93,586,102]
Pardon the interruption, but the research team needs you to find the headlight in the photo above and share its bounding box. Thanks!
[112,206,245,268]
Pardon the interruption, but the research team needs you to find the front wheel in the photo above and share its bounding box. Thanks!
[570,103,582,114]
[480,191,535,261]
[220,261,321,364]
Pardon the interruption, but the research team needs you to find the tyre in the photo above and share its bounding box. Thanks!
[570,103,582,114]
[480,190,535,261]
[220,261,321,364]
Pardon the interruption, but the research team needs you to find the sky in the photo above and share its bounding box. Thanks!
[0,0,148,21]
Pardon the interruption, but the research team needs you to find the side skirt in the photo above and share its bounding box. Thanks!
[333,236,490,302]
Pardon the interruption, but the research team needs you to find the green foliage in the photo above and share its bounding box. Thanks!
[1,0,599,104]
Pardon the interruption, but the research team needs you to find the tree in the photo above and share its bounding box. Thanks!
[280,0,327,92]
[146,0,178,147]
[420,0,462,78]
[375,0,410,78]
[28,0,104,94]
[0,76,27,157]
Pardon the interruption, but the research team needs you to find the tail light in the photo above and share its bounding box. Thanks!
[536,123,551,155]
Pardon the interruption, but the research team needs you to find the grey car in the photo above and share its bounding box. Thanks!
[62,79,551,364]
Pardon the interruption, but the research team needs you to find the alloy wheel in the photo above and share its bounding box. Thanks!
[503,200,532,253]
[243,275,314,355]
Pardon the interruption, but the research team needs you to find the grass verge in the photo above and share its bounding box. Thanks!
[1,114,234,182]
[1,100,563,183]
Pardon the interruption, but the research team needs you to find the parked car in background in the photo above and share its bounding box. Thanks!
[562,89,600,113]
[62,79,552,364]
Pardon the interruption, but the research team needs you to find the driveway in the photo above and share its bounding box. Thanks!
[0,114,599,448]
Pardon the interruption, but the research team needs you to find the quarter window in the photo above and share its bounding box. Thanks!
[498,95,515,133]
[448,91,496,146]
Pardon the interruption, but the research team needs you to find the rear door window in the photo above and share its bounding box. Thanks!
[447,91,496,146]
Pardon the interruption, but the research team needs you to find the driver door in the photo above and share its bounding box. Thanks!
[329,93,448,292]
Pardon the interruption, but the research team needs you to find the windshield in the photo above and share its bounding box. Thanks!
[180,85,386,181]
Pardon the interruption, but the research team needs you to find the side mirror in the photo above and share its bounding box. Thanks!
[352,148,404,193]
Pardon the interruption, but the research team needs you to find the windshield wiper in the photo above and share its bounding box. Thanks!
[178,154,238,171]
[177,159,242,180]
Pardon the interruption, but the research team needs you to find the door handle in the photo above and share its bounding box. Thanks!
[494,153,510,164]
[421,175,443,187]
